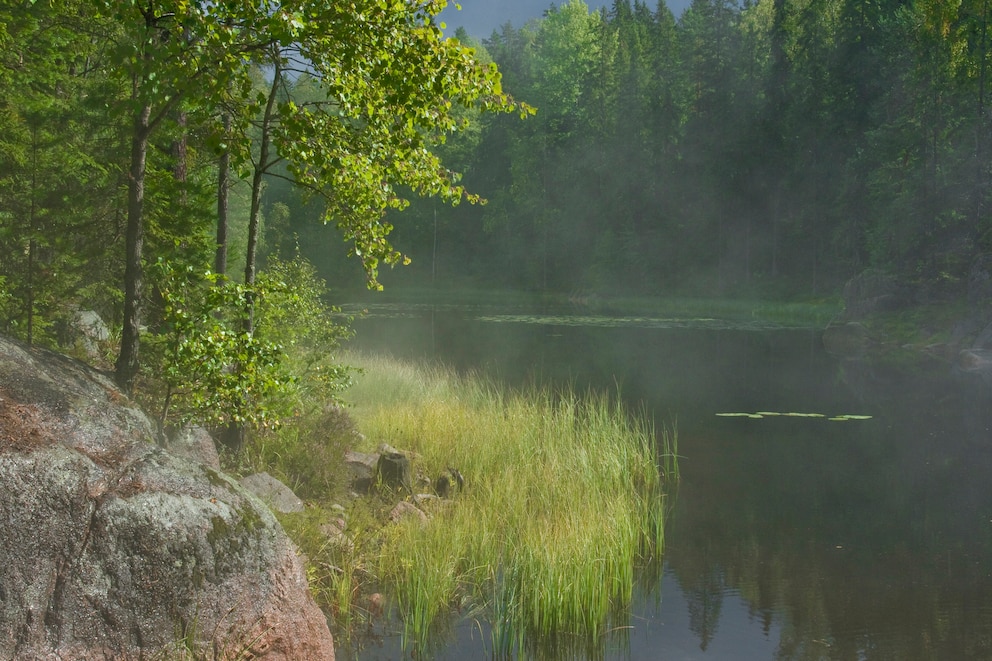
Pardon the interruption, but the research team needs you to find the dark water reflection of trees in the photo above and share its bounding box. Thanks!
[346,308,992,659]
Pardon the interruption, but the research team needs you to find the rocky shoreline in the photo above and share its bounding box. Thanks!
[0,335,336,661]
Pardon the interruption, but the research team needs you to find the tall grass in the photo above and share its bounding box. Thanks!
[343,351,678,656]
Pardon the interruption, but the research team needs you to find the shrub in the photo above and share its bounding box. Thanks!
[143,255,352,433]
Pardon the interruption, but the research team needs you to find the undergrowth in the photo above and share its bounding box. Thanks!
[233,350,678,657]
[319,350,679,657]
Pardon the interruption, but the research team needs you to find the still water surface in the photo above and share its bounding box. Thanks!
[342,303,992,660]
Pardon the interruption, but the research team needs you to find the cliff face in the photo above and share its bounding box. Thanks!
[0,335,334,660]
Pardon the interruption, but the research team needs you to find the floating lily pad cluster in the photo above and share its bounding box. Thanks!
[716,412,873,421]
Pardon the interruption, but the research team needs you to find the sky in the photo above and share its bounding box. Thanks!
[439,0,694,39]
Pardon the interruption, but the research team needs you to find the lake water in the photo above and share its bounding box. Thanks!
[341,303,992,660]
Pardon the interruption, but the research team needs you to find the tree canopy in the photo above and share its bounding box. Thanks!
[0,0,528,397]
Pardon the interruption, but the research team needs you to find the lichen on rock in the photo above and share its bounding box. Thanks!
[0,335,334,660]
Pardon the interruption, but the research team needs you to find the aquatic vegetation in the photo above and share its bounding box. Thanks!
[716,411,873,421]
[343,351,676,656]
[344,295,841,331]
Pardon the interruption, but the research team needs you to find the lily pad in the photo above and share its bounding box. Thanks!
[717,410,872,421]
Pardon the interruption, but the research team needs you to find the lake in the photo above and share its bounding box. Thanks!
[340,302,992,660]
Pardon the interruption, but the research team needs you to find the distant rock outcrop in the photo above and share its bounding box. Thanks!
[841,269,914,320]
[0,335,334,660]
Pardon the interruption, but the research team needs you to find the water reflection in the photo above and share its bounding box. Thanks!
[343,305,992,659]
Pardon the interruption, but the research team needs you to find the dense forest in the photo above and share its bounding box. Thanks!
[0,0,524,401]
[300,0,992,299]
[3,0,992,383]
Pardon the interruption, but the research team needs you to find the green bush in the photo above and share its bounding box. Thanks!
[144,255,352,432]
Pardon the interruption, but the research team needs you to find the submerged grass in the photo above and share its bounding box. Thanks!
[343,351,677,656]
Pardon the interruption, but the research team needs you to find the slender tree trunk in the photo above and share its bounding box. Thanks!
[243,58,281,330]
[116,102,152,394]
[215,112,231,277]
[220,59,280,455]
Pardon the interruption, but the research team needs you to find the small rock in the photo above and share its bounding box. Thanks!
[63,309,111,360]
[413,493,441,508]
[345,451,378,494]
[344,450,378,476]
[240,472,305,513]
[377,442,402,455]
[74,309,111,342]
[389,501,427,525]
[367,592,385,617]
[320,520,353,552]
[841,269,913,319]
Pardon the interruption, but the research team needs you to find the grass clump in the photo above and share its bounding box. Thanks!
[343,351,677,656]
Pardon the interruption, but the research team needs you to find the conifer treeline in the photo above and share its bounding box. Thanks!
[310,0,992,298]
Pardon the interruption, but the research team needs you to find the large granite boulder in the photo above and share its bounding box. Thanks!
[0,335,334,660]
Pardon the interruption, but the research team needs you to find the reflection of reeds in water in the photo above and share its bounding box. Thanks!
[344,351,678,657]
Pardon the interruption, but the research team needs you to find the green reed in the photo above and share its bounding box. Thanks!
[344,351,678,655]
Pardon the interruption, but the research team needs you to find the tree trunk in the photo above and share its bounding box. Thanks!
[215,112,231,277]
[223,58,281,453]
[116,103,152,394]
[243,58,281,331]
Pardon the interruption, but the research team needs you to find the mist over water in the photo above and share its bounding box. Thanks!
[343,304,992,659]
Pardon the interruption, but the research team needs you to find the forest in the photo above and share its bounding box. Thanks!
[338,0,992,299]
[4,3,990,655]
[3,0,992,390]
[0,0,522,411]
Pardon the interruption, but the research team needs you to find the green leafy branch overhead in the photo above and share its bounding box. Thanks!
[245,1,536,288]
[2,0,532,393]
